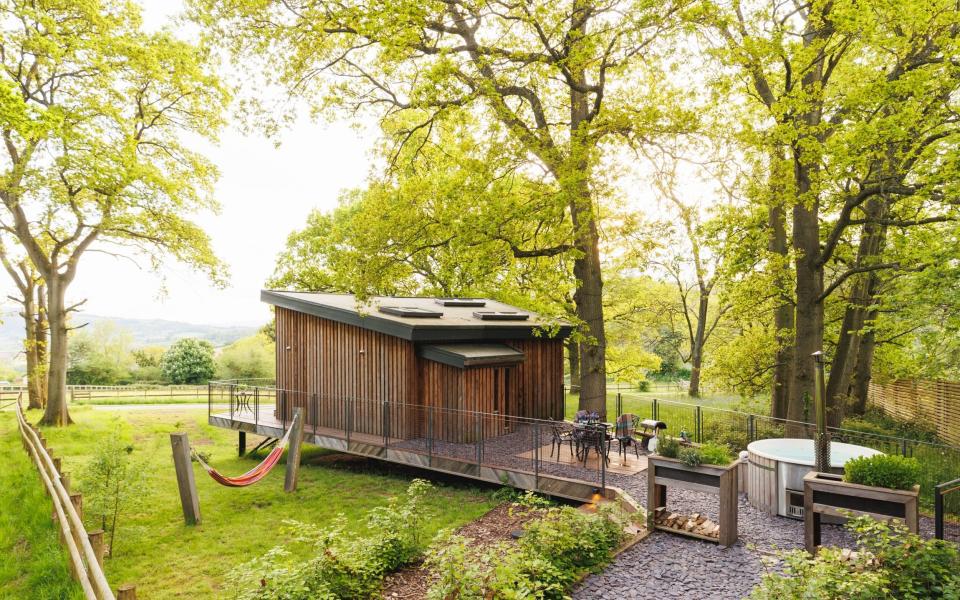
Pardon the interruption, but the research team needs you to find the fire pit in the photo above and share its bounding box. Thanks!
[745,438,882,519]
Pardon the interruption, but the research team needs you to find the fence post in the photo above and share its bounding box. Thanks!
[313,393,318,436]
[427,406,433,467]
[534,422,540,491]
[901,438,908,457]
[88,529,105,568]
[284,408,304,493]
[652,398,658,420]
[476,411,483,468]
[170,432,201,526]
[382,400,389,447]
[229,384,235,422]
[935,483,944,540]
[695,406,702,443]
[346,398,352,447]
[748,414,756,443]
[117,584,137,600]
[616,393,622,419]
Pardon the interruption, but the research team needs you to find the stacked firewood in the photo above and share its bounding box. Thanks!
[652,507,720,539]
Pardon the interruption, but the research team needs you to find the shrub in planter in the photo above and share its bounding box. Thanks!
[679,447,703,467]
[750,517,960,600]
[657,435,681,459]
[698,442,733,466]
[844,454,921,491]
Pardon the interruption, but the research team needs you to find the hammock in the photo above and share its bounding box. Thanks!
[192,418,296,488]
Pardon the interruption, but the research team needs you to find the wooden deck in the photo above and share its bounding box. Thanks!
[208,407,642,507]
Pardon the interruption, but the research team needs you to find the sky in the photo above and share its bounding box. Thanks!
[0,1,380,327]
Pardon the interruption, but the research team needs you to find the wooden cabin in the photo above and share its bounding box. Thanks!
[264,291,572,442]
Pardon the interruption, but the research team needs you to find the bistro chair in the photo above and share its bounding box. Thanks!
[614,413,641,460]
[549,421,575,461]
[577,423,612,467]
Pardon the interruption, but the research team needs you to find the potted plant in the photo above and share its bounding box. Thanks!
[803,454,922,553]
[648,440,740,546]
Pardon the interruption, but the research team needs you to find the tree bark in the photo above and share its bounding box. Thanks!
[688,294,709,397]
[566,338,581,393]
[22,288,42,409]
[769,200,793,420]
[850,300,879,414]
[40,277,71,426]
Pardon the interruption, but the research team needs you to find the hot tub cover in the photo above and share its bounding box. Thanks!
[747,438,882,468]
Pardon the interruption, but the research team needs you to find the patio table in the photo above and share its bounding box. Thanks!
[573,422,613,465]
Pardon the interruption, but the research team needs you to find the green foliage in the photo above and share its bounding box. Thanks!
[424,505,627,600]
[80,432,145,558]
[216,334,275,380]
[750,517,960,600]
[844,455,922,491]
[490,487,554,508]
[226,480,435,599]
[160,338,216,384]
[841,409,940,444]
[698,442,733,466]
[678,447,703,468]
[657,436,681,459]
[67,322,135,385]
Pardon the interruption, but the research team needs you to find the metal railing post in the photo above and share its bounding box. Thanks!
[935,483,944,540]
[346,398,352,447]
[382,400,389,447]
[616,392,622,419]
[427,406,433,467]
[229,384,235,421]
[901,438,908,457]
[600,435,607,493]
[695,406,702,443]
[534,422,540,491]
[652,398,658,420]
[475,411,483,468]
[207,382,211,419]
[254,387,259,428]
[313,393,318,436]
[748,414,755,442]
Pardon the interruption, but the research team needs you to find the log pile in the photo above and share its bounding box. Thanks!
[653,507,720,540]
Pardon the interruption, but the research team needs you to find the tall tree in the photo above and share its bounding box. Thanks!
[0,1,228,425]
[0,243,46,409]
[193,0,690,413]
[703,0,960,425]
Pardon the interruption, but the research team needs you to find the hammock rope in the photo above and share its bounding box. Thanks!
[192,419,296,488]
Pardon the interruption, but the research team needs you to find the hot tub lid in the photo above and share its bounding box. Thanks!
[747,438,882,468]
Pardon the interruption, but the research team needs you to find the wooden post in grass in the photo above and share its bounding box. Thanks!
[284,408,304,493]
[117,584,137,599]
[170,432,201,525]
[238,430,246,457]
[88,529,105,568]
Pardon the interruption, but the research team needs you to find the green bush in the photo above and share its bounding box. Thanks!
[424,504,627,600]
[657,435,681,459]
[698,442,733,466]
[226,479,434,599]
[679,447,703,467]
[844,454,922,491]
[841,408,940,444]
[750,517,960,600]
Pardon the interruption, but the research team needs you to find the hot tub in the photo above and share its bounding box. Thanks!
[745,438,882,519]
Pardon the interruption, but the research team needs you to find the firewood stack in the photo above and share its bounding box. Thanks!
[653,507,720,540]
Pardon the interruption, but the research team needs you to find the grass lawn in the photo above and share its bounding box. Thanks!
[0,413,83,600]
[563,388,756,421]
[20,406,498,599]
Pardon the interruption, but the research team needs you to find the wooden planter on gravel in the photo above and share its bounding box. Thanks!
[647,455,739,547]
[803,471,920,554]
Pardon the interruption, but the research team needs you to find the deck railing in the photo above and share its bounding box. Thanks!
[936,478,960,541]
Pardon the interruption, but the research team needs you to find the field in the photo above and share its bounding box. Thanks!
[4,406,498,599]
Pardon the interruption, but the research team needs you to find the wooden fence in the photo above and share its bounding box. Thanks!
[14,395,133,599]
[868,379,960,446]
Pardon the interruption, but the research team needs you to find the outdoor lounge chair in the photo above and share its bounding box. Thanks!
[614,413,641,460]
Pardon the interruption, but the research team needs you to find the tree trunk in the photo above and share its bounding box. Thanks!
[768,181,793,420]
[688,294,709,398]
[826,199,887,416]
[788,175,823,431]
[40,277,71,426]
[36,283,48,407]
[850,300,879,414]
[566,338,581,393]
[22,289,43,410]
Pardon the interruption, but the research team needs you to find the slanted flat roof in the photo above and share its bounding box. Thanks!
[418,343,525,368]
[262,290,572,342]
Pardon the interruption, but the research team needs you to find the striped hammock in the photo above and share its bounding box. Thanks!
[192,421,295,488]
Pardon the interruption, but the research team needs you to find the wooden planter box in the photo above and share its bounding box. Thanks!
[803,471,920,554]
[647,455,739,547]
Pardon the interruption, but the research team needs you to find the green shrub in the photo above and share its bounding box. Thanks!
[844,454,921,490]
[698,442,733,466]
[226,479,434,599]
[841,408,939,444]
[424,504,627,600]
[750,517,960,600]
[679,447,703,467]
[656,435,681,459]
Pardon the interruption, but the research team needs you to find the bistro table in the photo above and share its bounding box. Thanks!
[572,421,613,465]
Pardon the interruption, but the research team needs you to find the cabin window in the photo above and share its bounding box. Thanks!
[472,310,530,321]
[378,306,443,318]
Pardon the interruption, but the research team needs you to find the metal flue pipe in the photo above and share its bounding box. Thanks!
[812,351,831,473]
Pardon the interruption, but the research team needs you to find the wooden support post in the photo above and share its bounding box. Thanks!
[284,408,304,493]
[70,493,83,519]
[61,472,70,493]
[117,584,137,600]
[170,432,201,525]
[52,455,62,473]
[238,430,246,457]
[88,529,105,569]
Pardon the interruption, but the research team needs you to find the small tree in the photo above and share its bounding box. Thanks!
[161,339,216,384]
[82,433,144,558]
[216,334,275,380]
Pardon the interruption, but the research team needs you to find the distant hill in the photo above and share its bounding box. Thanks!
[0,312,261,366]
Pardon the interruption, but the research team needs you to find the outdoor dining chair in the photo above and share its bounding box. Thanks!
[576,422,612,467]
[549,421,575,461]
[614,413,641,460]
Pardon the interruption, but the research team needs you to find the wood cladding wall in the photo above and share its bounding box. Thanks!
[275,307,566,443]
